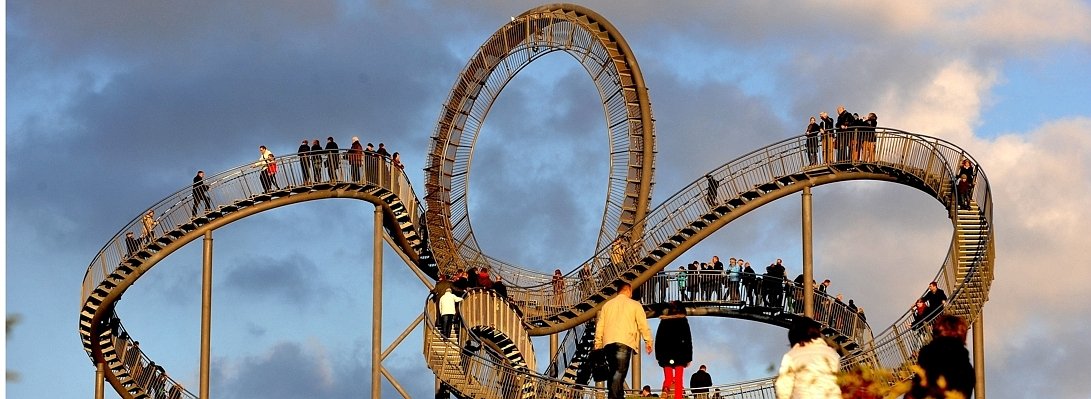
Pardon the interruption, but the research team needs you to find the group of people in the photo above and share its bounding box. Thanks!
[431,268,509,338]
[911,281,949,333]
[256,137,406,193]
[775,312,974,399]
[803,105,879,166]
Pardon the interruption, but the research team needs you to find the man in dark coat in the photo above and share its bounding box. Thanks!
[835,105,856,161]
[655,302,692,398]
[324,136,340,181]
[297,139,312,183]
[309,139,324,182]
[690,365,713,397]
[191,170,212,217]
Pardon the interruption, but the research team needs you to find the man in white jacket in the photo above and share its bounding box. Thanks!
[437,288,462,339]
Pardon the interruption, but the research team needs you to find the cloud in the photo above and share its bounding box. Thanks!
[222,253,332,308]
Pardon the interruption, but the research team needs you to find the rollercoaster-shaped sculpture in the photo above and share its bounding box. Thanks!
[79,4,993,398]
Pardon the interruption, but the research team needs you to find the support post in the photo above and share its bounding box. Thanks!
[372,207,384,399]
[549,333,558,377]
[802,185,814,318]
[200,231,213,399]
[632,349,641,392]
[95,361,105,399]
[974,314,985,398]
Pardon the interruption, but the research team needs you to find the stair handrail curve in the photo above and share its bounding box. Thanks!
[458,288,539,372]
[481,129,987,334]
[79,150,432,399]
[424,2,657,279]
[428,128,992,396]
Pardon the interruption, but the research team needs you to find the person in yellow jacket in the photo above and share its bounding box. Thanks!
[594,283,653,399]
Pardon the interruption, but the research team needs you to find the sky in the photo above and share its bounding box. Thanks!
[5,0,1091,398]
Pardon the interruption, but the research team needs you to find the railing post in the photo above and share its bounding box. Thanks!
[199,231,213,399]
[372,206,384,399]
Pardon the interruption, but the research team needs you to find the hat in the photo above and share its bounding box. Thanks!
[352,136,359,142]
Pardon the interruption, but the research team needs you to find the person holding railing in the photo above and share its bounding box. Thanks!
[324,137,341,182]
[140,210,158,244]
[861,112,878,162]
[835,106,855,162]
[727,258,741,302]
[297,139,312,184]
[552,269,564,305]
[191,170,212,217]
[309,139,324,182]
[674,266,689,301]
[819,111,836,163]
[805,116,821,166]
[921,281,947,319]
[348,137,364,182]
[741,261,757,306]
[254,146,278,193]
[125,231,140,258]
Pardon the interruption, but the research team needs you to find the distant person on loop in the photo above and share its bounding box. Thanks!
[297,139,312,184]
[191,170,212,217]
[957,174,972,210]
[125,231,140,258]
[861,112,878,162]
[705,174,719,207]
[392,152,405,170]
[958,159,976,187]
[310,139,324,182]
[835,105,855,162]
[655,301,692,399]
[906,314,975,399]
[348,136,364,182]
[805,116,821,166]
[819,111,836,163]
[377,142,391,157]
[594,283,653,399]
[437,288,462,339]
[552,269,564,304]
[254,145,278,193]
[774,316,841,399]
[324,136,340,181]
[141,210,158,244]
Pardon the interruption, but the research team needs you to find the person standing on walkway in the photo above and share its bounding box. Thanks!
[655,301,691,399]
[437,288,462,339]
[774,317,841,399]
[191,170,212,217]
[348,136,364,182]
[141,210,158,244]
[805,116,821,165]
[324,136,340,181]
[297,139,312,184]
[690,365,713,399]
[309,139,324,182]
[595,283,653,399]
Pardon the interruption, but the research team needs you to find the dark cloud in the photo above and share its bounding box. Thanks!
[222,253,332,308]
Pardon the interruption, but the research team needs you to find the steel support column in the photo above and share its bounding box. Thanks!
[974,314,985,398]
[372,207,384,398]
[200,231,213,399]
[632,349,641,391]
[95,361,105,399]
[802,185,814,318]
[549,333,558,377]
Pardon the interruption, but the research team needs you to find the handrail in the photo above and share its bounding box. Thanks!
[79,149,431,399]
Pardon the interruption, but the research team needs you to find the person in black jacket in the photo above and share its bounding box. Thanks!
[309,139,324,182]
[689,364,713,398]
[324,136,340,181]
[655,302,691,399]
[907,315,975,399]
[297,139,312,184]
[835,105,855,162]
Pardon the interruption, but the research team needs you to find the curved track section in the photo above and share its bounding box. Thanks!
[425,128,994,398]
[79,152,431,399]
[424,3,656,277]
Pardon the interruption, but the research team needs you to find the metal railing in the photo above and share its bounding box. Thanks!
[80,149,428,399]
